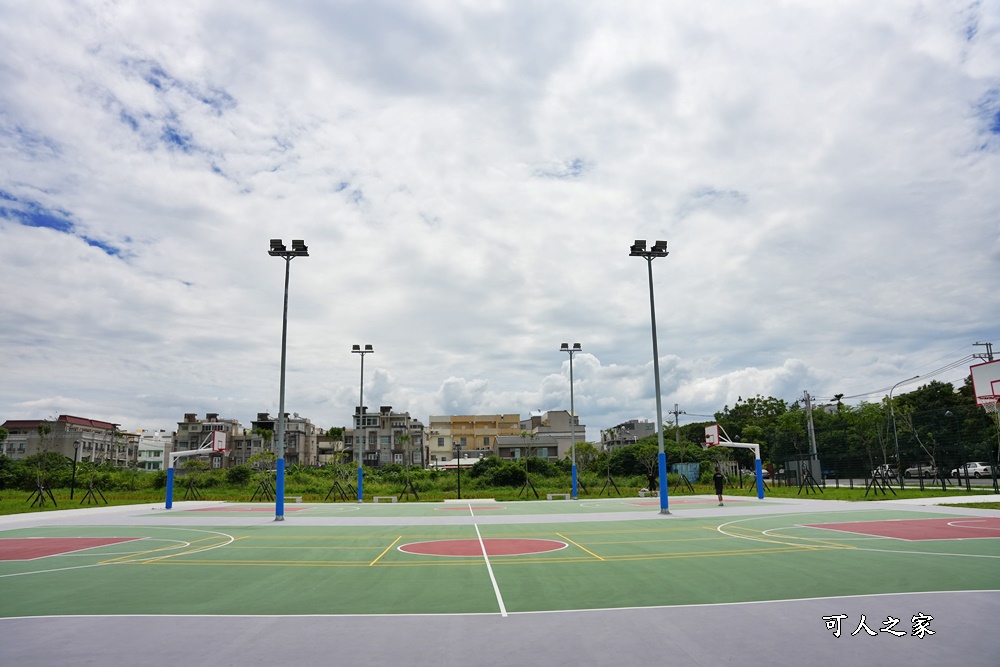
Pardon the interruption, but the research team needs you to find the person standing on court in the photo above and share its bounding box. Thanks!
[713,467,726,506]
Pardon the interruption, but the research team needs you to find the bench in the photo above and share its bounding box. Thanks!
[285,496,303,503]
[373,496,398,503]
[546,493,571,500]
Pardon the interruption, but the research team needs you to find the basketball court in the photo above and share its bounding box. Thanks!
[1,494,999,666]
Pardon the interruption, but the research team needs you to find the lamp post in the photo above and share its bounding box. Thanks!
[889,375,919,488]
[352,344,373,502]
[629,239,670,515]
[70,441,80,499]
[560,343,582,499]
[268,238,309,521]
[454,441,463,500]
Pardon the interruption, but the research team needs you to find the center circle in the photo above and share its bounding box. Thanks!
[399,538,567,557]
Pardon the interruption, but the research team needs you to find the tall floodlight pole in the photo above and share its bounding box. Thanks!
[352,344,373,502]
[629,240,671,515]
[561,343,582,499]
[889,375,920,487]
[268,239,309,522]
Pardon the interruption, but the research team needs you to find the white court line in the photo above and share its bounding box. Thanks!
[469,504,508,618]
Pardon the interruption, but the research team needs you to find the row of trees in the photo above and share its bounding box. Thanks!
[675,377,999,478]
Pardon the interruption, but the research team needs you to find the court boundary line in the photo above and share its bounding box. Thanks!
[3,589,997,620]
[471,504,507,617]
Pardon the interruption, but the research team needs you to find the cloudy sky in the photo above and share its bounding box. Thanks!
[2,1,998,442]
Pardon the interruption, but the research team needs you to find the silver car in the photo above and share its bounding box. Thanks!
[903,463,936,478]
[950,462,993,478]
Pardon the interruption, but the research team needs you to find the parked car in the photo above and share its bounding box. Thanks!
[951,462,993,478]
[872,464,897,478]
[903,463,937,478]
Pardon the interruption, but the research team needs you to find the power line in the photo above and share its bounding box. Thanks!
[834,354,976,402]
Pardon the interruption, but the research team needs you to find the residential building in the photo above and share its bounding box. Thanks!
[518,410,587,460]
[0,415,136,466]
[425,414,521,467]
[495,434,560,461]
[137,429,172,471]
[601,419,656,450]
[344,406,424,468]
[250,412,321,467]
[170,413,245,470]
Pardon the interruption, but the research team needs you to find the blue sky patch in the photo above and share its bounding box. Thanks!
[161,124,193,152]
[1,117,61,159]
[126,58,236,114]
[534,158,590,179]
[0,189,123,257]
[974,88,1000,137]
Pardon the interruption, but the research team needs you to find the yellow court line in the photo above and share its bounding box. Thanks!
[228,545,386,551]
[98,542,191,565]
[369,536,402,566]
[557,533,604,561]
[125,536,233,565]
[99,535,233,565]
[117,544,830,568]
[720,525,856,550]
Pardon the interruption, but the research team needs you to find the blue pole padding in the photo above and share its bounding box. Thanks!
[165,467,174,509]
[571,465,578,500]
[658,451,669,512]
[357,466,364,502]
[275,458,285,519]
[755,459,765,499]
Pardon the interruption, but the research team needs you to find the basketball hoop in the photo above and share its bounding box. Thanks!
[979,395,999,417]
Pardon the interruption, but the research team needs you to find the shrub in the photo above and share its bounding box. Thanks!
[226,465,253,486]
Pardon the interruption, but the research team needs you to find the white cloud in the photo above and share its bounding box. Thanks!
[1,1,998,441]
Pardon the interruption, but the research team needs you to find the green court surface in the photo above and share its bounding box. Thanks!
[2,501,999,618]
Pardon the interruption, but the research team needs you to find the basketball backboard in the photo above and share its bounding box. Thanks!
[208,431,228,452]
[970,359,1000,405]
[704,424,721,447]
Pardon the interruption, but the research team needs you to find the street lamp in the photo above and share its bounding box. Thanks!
[352,344,373,502]
[629,239,671,515]
[268,238,309,521]
[889,375,919,488]
[560,343,582,499]
[70,441,80,499]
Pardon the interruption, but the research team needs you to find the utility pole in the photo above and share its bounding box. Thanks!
[973,341,995,362]
[672,403,686,461]
[671,404,686,444]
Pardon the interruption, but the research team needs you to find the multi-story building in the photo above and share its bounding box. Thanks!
[425,414,521,467]
[0,415,137,466]
[344,406,424,468]
[249,412,321,467]
[171,413,245,469]
[601,419,656,450]
[495,433,560,461]
[136,429,172,471]
[518,410,587,460]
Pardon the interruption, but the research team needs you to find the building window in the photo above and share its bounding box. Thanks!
[438,437,444,446]
[380,436,391,446]
[483,437,489,447]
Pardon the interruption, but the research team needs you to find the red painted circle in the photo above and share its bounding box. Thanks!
[399,538,567,557]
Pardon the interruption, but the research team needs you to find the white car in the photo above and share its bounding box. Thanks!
[951,462,993,478]
[903,463,937,478]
